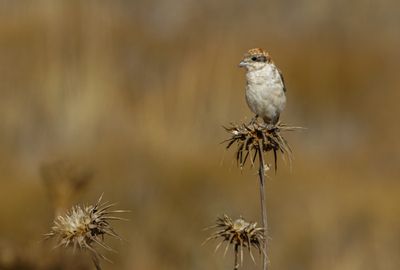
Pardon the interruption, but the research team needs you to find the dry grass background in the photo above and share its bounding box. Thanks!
[0,0,399,269]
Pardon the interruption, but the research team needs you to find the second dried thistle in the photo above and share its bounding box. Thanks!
[204,214,265,269]
[45,194,127,270]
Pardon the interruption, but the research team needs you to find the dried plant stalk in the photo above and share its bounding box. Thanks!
[257,140,269,270]
[234,244,239,270]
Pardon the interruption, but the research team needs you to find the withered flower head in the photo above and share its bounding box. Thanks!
[224,121,301,171]
[204,214,265,268]
[45,194,127,270]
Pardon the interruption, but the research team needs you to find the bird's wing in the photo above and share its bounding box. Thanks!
[278,69,286,93]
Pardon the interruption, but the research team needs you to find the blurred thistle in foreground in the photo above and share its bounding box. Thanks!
[224,121,302,171]
[204,215,265,269]
[45,195,127,270]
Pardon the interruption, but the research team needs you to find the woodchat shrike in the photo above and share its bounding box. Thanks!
[239,48,286,126]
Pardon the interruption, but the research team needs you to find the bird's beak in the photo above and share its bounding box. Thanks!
[238,60,247,68]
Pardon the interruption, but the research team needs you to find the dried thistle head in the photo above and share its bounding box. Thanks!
[204,214,265,267]
[45,194,127,270]
[224,121,300,171]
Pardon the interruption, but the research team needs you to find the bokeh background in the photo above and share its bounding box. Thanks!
[0,1,399,269]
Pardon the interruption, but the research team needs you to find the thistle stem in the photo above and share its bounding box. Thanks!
[257,142,268,270]
[92,253,102,270]
[234,244,239,270]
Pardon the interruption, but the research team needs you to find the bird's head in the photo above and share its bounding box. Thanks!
[239,48,271,71]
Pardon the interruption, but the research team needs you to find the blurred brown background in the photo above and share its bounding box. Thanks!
[0,0,399,269]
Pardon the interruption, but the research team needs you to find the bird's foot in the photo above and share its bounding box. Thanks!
[266,124,275,131]
[262,123,278,132]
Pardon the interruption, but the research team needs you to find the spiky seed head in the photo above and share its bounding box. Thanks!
[45,194,127,269]
[204,214,265,267]
[223,121,298,171]
[232,218,249,232]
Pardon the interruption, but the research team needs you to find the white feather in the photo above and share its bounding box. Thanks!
[245,63,286,124]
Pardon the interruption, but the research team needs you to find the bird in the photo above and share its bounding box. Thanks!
[239,48,286,128]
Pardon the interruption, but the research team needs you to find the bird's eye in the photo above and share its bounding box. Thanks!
[251,56,257,61]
